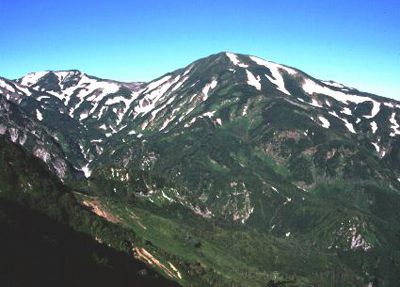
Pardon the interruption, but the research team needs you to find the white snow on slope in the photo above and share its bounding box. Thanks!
[249,56,294,95]
[170,76,189,93]
[310,98,323,108]
[202,111,216,118]
[302,79,380,118]
[19,71,48,86]
[70,75,120,104]
[134,76,181,116]
[36,109,43,121]
[371,121,377,134]
[160,116,175,131]
[79,110,90,121]
[329,111,356,133]
[161,190,174,202]
[322,81,345,88]
[41,73,122,119]
[105,95,130,106]
[36,95,51,101]
[364,103,381,119]
[201,79,218,101]
[226,52,249,68]
[0,79,16,92]
[103,90,141,124]
[144,75,172,93]
[80,164,92,178]
[342,107,352,115]
[372,142,380,153]
[242,105,249,116]
[343,118,356,134]
[318,116,330,128]
[245,70,261,91]
[328,111,339,118]
[35,72,119,112]
[389,112,400,136]
[55,71,72,83]
[383,102,395,108]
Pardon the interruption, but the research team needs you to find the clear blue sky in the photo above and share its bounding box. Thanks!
[1,0,399,99]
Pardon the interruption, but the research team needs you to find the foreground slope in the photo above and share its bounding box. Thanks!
[0,137,180,287]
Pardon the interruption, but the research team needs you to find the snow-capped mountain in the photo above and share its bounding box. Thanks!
[1,52,400,286]
[17,70,142,123]
[5,52,400,179]
[2,51,400,189]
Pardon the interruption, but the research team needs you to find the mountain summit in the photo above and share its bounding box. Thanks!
[1,52,400,286]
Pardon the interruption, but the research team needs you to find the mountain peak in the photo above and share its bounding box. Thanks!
[17,70,85,86]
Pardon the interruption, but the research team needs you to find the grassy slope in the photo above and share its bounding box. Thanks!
[76,193,365,287]
[0,137,179,287]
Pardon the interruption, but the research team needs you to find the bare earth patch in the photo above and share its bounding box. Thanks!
[82,198,121,223]
[133,247,182,280]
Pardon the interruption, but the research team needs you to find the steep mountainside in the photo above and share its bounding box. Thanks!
[0,137,179,287]
[1,52,400,286]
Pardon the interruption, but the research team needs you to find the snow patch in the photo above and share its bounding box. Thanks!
[343,119,356,134]
[311,98,323,108]
[144,75,172,93]
[201,79,218,101]
[371,121,377,134]
[81,164,92,178]
[161,191,174,202]
[36,109,43,121]
[302,79,380,119]
[79,110,90,121]
[329,111,356,133]
[170,76,189,93]
[341,107,352,115]
[249,56,293,95]
[36,95,51,101]
[242,105,249,116]
[383,102,394,108]
[0,79,16,92]
[19,71,48,86]
[372,142,380,153]
[389,112,400,136]
[9,128,18,143]
[202,111,216,118]
[323,81,345,88]
[364,102,381,119]
[226,52,249,68]
[133,76,180,116]
[245,70,261,91]
[318,116,330,128]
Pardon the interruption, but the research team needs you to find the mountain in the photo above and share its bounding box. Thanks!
[1,52,400,286]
